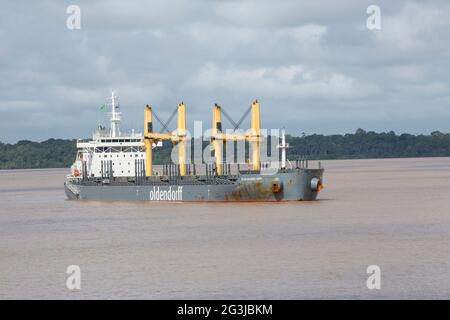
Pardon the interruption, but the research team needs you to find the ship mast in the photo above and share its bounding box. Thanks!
[110,90,121,137]
[278,128,289,169]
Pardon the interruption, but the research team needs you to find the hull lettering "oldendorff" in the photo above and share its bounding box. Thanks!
[149,186,183,201]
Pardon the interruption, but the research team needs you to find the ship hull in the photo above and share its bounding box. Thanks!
[64,168,324,202]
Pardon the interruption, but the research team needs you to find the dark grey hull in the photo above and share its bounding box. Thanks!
[65,168,324,202]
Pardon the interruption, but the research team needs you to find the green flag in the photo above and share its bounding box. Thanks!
[100,104,107,112]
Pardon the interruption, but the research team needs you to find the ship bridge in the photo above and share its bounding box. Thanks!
[70,91,159,179]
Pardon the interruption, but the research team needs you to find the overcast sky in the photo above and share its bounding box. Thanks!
[1,0,449,143]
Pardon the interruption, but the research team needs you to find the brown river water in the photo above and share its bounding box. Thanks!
[1,157,450,299]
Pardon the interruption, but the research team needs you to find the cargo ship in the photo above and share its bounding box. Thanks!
[64,91,324,201]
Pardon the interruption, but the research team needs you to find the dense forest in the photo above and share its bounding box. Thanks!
[1,129,450,169]
[288,129,450,159]
[0,139,77,169]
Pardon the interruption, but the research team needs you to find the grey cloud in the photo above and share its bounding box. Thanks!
[0,0,449,143]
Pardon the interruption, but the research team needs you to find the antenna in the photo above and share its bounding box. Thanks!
[109,90,122,137]
[277,128,289,169]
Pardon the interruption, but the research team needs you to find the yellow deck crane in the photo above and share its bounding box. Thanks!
[143,102,187,177]
[211,100,262,175]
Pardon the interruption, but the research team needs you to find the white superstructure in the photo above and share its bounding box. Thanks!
[69,91,160,178]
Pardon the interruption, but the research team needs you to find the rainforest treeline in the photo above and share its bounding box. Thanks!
[1,129,450,169]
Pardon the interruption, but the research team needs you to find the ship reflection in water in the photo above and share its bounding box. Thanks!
[1,157,450,299]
